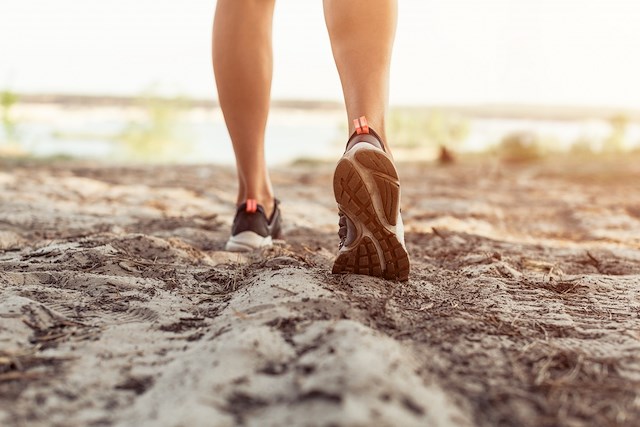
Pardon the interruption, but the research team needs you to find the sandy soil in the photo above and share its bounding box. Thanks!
[1,156,640,427]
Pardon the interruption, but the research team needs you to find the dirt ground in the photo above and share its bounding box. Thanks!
[1,156,639,427]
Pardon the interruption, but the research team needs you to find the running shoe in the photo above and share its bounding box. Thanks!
[225,198,282,252]
[332,116,410,281]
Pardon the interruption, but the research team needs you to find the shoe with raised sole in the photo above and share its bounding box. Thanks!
[225,199,282,252]
[332,116,410,281]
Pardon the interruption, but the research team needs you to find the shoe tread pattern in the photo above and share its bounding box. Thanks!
[332,152,409,281]
[354,150,400,226]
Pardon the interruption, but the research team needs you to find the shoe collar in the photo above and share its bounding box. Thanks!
[345,116,386,153]
[239,198,279,223]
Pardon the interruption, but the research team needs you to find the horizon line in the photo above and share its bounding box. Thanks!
[8,92,640,122]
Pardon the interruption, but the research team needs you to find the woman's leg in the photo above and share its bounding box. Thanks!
[323,0,409,281]
[323,0,397,150]
[212,0,276,215]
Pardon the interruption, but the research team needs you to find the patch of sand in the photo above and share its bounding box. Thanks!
[1,157,640,426]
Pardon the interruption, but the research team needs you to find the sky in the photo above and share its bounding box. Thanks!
[1,0,640,108]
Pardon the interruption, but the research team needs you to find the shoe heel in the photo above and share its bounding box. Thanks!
[332,153,409,281]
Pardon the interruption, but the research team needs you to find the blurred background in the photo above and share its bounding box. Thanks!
[1,0,640,164]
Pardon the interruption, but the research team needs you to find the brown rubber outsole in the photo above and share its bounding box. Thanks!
[332,148,410,281]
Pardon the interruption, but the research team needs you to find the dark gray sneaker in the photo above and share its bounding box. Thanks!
[332,116,410,281]
[225,199,282,252]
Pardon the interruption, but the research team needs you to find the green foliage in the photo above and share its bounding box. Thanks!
[495,132,547,163]
[387,109,470,150]
[117,91,193,163]
[603,114,629,153]
[1,89,19,144]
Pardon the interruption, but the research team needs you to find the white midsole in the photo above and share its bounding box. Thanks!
[225,231,273,252]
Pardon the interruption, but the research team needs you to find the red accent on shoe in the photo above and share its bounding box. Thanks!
[246,199,258,213]
[354,116,369,135]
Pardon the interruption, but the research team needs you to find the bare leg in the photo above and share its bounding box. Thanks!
[324,0,409,281]
[212,0,275,214]
[323,0,397,150]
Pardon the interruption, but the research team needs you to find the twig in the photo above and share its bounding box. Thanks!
[272,285,297,295]
[431,227,445,239]
[0,371,48,382]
